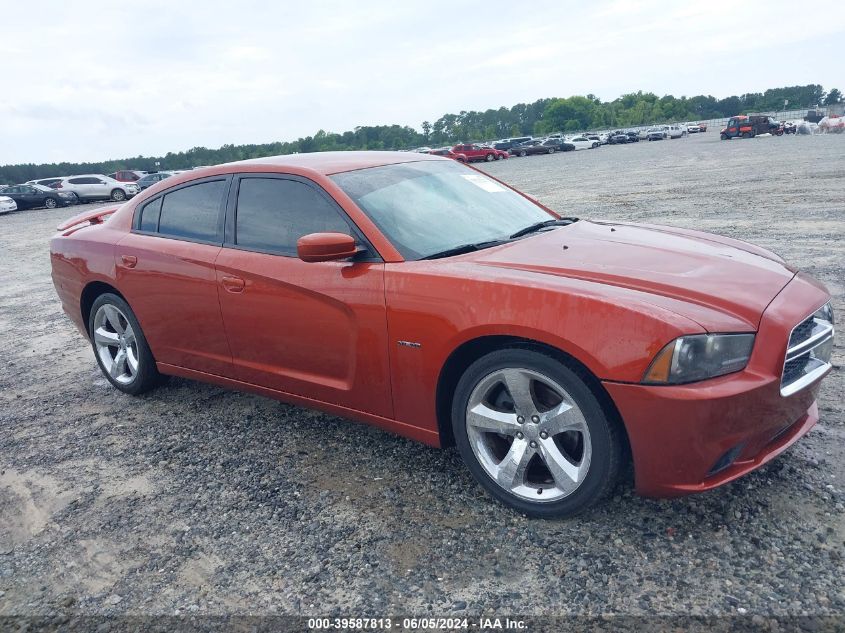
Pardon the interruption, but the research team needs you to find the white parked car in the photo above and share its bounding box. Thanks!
[664,124,685,139]
[686,123,701,133]
[25,177,64,188]
[54,175,140,203]
[0,195,17,214]
[565,136,598,150]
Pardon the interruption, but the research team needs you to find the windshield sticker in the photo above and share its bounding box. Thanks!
[461,174,506,193]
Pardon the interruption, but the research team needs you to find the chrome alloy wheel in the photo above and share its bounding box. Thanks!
[93,304,139,385]
[466,368,592,502]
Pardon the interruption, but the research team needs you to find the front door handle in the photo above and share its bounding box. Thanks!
[119,255,137,268]
[221,275,245,293]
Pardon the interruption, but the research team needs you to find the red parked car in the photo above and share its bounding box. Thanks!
[50,152,834,518]
[108,170,148,183]
[451,143,502,162]
[428,148,468,162]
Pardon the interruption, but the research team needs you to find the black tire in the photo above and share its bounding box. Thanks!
[720,134,728,140]
[519,150,527,157]
[452,348,623,519]
[44,197,57,209]
[547,147,555,154]
[111,188,126,201]
[88,293,163,395]
[485,153,495,162]
[741,132,750,139]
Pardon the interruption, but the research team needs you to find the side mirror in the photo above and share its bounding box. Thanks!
[297,232,358,263]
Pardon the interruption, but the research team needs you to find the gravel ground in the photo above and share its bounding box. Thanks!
[0,132,843,622]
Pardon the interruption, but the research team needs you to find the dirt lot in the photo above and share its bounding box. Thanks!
[1,132,843,620]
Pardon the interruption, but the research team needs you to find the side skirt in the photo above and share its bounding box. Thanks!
[156,362,442,448]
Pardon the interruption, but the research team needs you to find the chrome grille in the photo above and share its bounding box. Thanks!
[780,302,835,397]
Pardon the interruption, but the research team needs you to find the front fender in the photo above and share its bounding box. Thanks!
[384,264,706,436]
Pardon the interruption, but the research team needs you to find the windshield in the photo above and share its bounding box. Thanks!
[331,160,554,260]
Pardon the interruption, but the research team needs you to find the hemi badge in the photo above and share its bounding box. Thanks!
[397,340,422,348]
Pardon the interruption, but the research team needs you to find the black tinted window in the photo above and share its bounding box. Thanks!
[158,180,224,241]
[139,197,163,232]
[235,178,349,255]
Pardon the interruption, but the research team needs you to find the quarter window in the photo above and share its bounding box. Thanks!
[158,180,225,242]
[234,178,350,255]
[139,197,163,232]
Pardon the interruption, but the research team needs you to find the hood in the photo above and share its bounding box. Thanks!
[468,220,795,329]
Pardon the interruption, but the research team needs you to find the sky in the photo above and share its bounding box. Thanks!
[0,0,842,165]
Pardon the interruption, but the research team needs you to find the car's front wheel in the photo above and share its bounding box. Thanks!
[452,348,622,518]
[111,188,126,201]
[89,293,163,395]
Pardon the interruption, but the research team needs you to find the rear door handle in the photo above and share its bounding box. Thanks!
[119,255,137,268]
[221,275,245,293]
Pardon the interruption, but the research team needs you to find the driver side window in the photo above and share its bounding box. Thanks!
[234,177,352,256]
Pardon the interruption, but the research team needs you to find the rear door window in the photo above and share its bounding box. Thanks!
[157,180,226,242]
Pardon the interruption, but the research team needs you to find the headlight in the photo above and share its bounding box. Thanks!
[814,301,834,325]
[643,333,755,384]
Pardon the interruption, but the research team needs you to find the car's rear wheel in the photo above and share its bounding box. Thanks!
[111,188,126,201]
[89,293,162,395]
[44,197,57,209]
[485,153,495,162]
[452,348,622,518]
[519,150,527,157]
[547,147,555,154]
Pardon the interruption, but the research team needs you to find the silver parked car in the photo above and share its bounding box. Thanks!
[54,175,140,203]
[135,171,181,190]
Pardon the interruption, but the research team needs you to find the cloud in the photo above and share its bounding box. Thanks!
[0,0,842,165]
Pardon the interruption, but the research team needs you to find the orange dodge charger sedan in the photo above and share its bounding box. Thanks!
[50,152,834,517]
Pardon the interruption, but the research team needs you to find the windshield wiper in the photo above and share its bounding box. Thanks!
[509,217,579,239]
[421,239,508,260]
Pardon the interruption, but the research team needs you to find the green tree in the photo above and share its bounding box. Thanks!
[2,83,837,185]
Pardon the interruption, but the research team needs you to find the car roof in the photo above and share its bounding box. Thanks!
[235,151,443,176]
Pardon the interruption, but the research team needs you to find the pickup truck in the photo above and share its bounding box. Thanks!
[720,115,783,139]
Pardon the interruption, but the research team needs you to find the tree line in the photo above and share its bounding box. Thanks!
[1,84,840,185]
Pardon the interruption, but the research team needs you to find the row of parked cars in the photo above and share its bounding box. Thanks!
[417,122,707,165]
[0,169,186,214]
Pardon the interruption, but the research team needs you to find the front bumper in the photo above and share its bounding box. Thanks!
[605,273,831,497]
